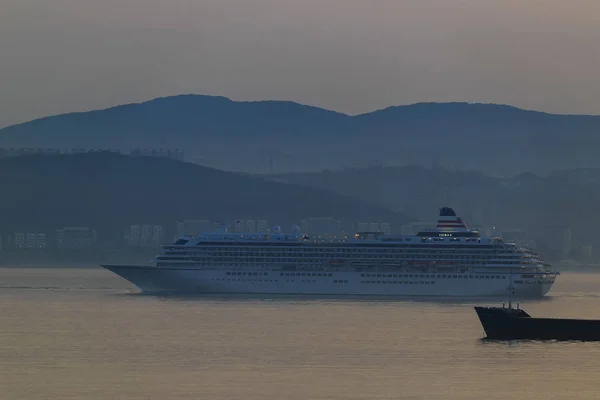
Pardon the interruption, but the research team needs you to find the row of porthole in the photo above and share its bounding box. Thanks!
[362,273,508,280]
[362,281,435,285]
[213,279,276,282]
[225,271,269,276]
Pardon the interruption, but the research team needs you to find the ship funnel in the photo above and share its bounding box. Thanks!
[436,207,469,231]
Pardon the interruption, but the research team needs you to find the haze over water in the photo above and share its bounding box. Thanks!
[0,268,599,399]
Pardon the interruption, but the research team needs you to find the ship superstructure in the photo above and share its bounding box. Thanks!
[102,207,558,296]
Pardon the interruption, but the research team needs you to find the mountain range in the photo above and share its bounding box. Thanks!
[2,150,599,262]
[2,94,600,175]
[0,152,410,239]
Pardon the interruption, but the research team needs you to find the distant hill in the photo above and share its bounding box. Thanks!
[269,166,600,261]
[0,152,410,239]
[2,95,600,175]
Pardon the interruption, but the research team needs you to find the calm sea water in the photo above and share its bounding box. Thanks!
[1,267,600,400]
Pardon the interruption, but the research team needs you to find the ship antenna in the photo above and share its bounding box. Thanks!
[508,268,515,309]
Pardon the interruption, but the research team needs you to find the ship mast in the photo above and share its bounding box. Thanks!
[508,268,515,309]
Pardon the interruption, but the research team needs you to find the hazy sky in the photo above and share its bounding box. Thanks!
[2,0,600,128]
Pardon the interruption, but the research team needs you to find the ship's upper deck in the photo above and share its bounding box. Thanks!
[172,232,507,246]
[170,207,518,249]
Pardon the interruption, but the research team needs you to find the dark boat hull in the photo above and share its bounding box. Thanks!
[474,306,600,341]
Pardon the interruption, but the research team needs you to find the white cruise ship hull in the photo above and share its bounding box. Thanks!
[102,265,556,298]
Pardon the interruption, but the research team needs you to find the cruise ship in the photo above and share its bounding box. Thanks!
[102,207,559,297]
